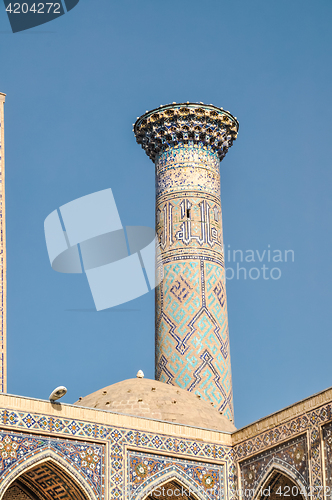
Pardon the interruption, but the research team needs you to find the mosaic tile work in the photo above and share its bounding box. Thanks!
[0,407,235,500]
[322,421,332,495]
[240,435,308,500]
[127,450,224,500]
[0,93,6,394]
[156,191,224,254]
[1,401,332,500]
[0,430,104,499]
[134,103,239,420]
[156,147,221,198]
[1,409,109,438]
[235,404,332,500]
[111,426,234,499]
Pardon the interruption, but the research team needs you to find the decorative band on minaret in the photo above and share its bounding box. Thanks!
[0,93,7,394]
[134,103,238,420]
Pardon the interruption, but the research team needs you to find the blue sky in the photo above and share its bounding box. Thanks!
[0,0,332,429]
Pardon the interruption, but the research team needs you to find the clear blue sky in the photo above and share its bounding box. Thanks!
[0,0,331,429]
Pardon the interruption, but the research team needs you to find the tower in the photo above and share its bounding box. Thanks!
[0,93,6,393]
[134,103,238,420]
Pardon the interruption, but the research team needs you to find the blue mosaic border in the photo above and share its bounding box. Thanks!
[0,429,105,499]
[0,406,234,500]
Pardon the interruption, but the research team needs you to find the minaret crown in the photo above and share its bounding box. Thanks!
[134,102,238,162]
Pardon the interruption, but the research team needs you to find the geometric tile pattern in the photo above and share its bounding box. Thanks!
[0,430,104,499]
[127,450,224,500]
[0,93,7,394]
[154,178,233,419]
[0,409,109,438]
[234,403,332,500]
[156,146,233,419]
[239,435,308,500]
[134,103,238,420]
[1,396,331,500]
[110,427,234,500]
[0,407,234,500]
[134,104,236,420]
[1,401,332,500]
[322,421,332,496]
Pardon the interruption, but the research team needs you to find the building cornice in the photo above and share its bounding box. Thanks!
[232,386,332,445]
[0,393,233,446]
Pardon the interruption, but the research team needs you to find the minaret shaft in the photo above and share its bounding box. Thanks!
[134,103,238,420]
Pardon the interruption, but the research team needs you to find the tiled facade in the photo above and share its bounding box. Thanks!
[134,103,239,420]
[233,389,332,500]
[127,450,225,500]
[0,430,104,499]
[0,93,6,394]
[0,396,235,500]
[1,388,332,500]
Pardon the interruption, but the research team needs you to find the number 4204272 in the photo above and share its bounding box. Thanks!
[5,3,61,14]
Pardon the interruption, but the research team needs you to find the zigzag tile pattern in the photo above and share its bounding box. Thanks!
[149,134,234,419]
[134,103,238,419]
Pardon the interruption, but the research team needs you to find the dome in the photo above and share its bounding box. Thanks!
[74,378,236,432]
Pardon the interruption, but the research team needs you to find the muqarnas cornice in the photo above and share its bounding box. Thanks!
[134,102,239,162]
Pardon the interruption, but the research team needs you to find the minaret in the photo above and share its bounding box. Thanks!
[0,93,6,394]
[134,103,238,420]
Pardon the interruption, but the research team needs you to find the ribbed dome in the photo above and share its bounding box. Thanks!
[74,378,236,432]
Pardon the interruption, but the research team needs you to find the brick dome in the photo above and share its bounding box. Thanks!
[74,378,236,432]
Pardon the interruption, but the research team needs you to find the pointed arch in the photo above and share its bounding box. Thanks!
[136,468,207,500]
[251,462,308,500]
[0,449,96,500]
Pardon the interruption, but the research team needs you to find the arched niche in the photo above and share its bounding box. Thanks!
[137,470,213,500]
[144,478,201,500]
[255,468,307,500]
[0,454,94,500]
